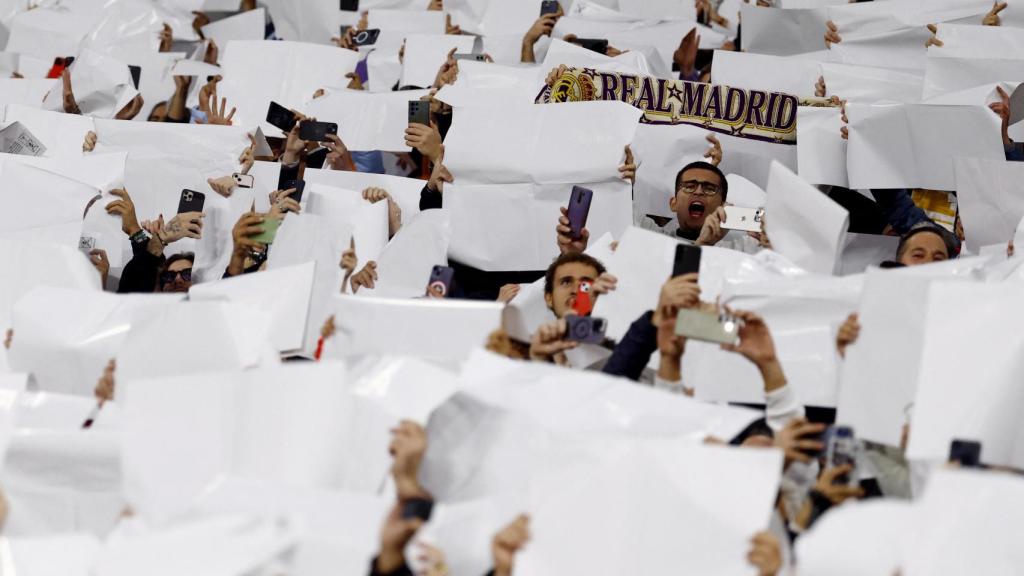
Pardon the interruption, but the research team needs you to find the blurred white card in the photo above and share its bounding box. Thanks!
[955,157,1024,252]
[0,239,101,331]
[303,168,424,226]
[360,209,452,299]
[712,50,821,97]
[797,106,848,187]
[766,161,849,275]
[200,8,266,46]
[435,60,542,109]
[400,34,475,89]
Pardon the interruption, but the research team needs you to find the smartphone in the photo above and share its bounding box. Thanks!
[126,65,142,90]
[722,207,764,233]
[266,101,298,133]
[177,189,206,214]
[673,244,702,277]
[401,498,434,521]
[675,309,741,345]
[306,147,329,170]
[566,316,607,344]
[408,100,430,126]
[949,439,983,468]
[572,280,594,316]
[540,0,560,15]
[454,53,488,62]
[575,38,609,54]
[826,425,858,486]
[426,265,456,298]
[695,48,715,74]
[340,0,359,11]
[351,29,381,47]
[250,217,282,245]
[566,186,593,239]
[282,179,306,205]
[233,173,254,189]
[298,120,338,142]
[46,56,74,79]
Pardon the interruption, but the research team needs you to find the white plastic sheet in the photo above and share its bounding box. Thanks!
[303,89,431,152]
[0,79,56,108]
[0,158,100,247]
[820,61,924,103]
[907,281,1024,468]
[740,3,827,56]
[3,105,95,158]
[303,168,424,226]
[766,161,849,275]
[41,49,138,119]
[216,40,359,136]
[795,500,915,576]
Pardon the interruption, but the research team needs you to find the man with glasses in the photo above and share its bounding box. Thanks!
[158,254,196,293]
[640,160,756,251]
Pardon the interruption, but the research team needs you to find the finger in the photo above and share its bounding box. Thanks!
[927,23,938,34]
[995,1,1008,15]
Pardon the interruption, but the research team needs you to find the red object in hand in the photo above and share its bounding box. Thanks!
[572,280,594,316]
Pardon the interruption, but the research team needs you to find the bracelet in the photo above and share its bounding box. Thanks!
[129,230,149,245]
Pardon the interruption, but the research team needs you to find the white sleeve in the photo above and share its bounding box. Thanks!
[765,384,805,431]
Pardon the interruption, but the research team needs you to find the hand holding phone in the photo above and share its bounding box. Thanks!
[673,244,701,277]
[541,0,560,15]
[575,38,609,54]
[177,189,206,214]
[674,308,741,345]
[825,426,858,486]
[298,120,338,142]
[266,101,298,133]
[249,217,282,245]
[233,173,254,189]
[722,207,764,233]
[566,186,593,240]
[949,439,983,468]
[426,265,455,298]
[565,316,607,344]
[351,29,381,47]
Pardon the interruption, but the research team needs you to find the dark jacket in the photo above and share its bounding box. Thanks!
[602,310,658,381]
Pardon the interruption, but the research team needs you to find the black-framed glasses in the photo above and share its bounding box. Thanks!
[677,180,721,197]
[160,269,192,285]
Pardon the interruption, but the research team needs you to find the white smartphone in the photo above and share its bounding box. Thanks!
[233,173,255,188]
[722,206,764,233]
[675,309,742,345]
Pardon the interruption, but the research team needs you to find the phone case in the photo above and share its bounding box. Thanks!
[722,207,764,233]
[567,186,593,239]
[454,54,488,62]
[266,102,297,133]
[233,173,254,188]
[674,309,739,345]
[177,190,206,214]
[566,316,607,344]
[250,217,282,245]
[352,29,380,47]
[340,0,359,11]
[672,244,702,277]
[282,180,306,204]
[427,266,455,297]
[408,101,430,126]
[541,0,560,15]
[298,121,338,142]
[577,38,608,54]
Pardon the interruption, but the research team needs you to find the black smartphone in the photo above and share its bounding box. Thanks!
[306,147,329,170]
[672,244,702,277]
[695,49,715,74]
[949,439,983,468]
[575,38,609,55]
[266,101,298,133]
[408,100,430,126]
[340,0,359,11]
[177,189,206,214]
[299,120,338,142]
[401,498,434,521]
[540,0,560,15]
[128,65,141,90]
[566,186,593,239]
[282,179,306,205]
[566,316,607,344]
[351,29,381,47]
[453,54,488,62]
[426,265,456,298]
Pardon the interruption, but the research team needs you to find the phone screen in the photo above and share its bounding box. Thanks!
[266,101,298,133]
[673,244,702,277]
[298,121,338,142]
[340,0,359,11]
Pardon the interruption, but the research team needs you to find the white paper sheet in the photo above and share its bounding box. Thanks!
[541,38,653,77]
[820,61,924,103]
[303,88,431,151]
[846,102,1004,192]
[303,168,424,226]
[836,269,970,447]
[444,180,631,271]
[360,209,452,299]
[200,8,266,47]
[766,161,849,275]
[517,439,782,576]
[616,0,695,20]
[3,533,103,576]
[688,273,861,407]
[0,158,100,246]
[924,55,1024,100]
[325,295,503,362]
[0,239,101,331]
[955,157,1024,252]
[41,49,138,119]
[189,262,316,353]
[216,40,360,136]
[907,281,1024,468]
[903,469,1024,576]
[797,105,848,187]
[368,8,445,35]
[795,500,915,576]
[740,3,828,56]
[445,100,641,185]
[400,34,475,89]
[711,50,821,97]
[478,0,543,36]
[2,105,95,158]
[435,60,543,109]
[0,79,56,108]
